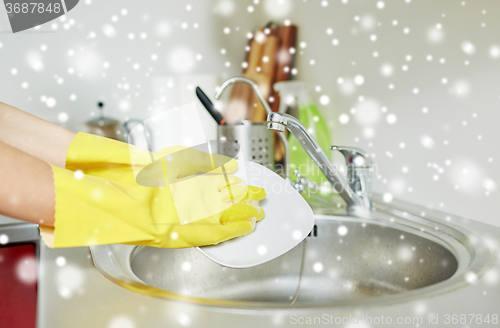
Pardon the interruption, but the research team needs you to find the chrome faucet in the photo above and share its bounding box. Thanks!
[267,112,371,213]
[214,76,290,179]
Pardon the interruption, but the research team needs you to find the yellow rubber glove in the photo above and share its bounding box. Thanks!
[66,132,253,225]
[47,166,264,248]
[64,132,236,185]
[40,133,267,248]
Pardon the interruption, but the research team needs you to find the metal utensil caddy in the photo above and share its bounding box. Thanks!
[217,121,274,169]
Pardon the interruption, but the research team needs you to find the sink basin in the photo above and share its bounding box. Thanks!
[131,218,457,303]
[90,200,495,310]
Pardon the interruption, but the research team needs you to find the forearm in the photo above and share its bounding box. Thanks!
[0,102,76,167]
[0,140,55,226]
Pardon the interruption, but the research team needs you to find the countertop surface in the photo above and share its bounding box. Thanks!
[0,214,24,225]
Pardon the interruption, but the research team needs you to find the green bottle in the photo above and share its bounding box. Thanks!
[275,82,332,194]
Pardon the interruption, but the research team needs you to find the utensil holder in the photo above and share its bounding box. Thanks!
[217,121,274,169]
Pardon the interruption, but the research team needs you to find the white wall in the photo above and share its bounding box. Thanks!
[1,0,499,226]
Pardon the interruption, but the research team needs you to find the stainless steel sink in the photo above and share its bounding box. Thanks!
[90,199,495,310]
[131,218,457,302]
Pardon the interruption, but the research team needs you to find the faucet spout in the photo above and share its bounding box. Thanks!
[215,76,290,179]
[267,112,368,212]
[214,77,272,114]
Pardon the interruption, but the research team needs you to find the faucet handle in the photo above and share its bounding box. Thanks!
[330,146,372,167]
[330,146,373,209]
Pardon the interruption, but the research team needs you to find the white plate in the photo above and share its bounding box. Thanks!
[197,161,314,268]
